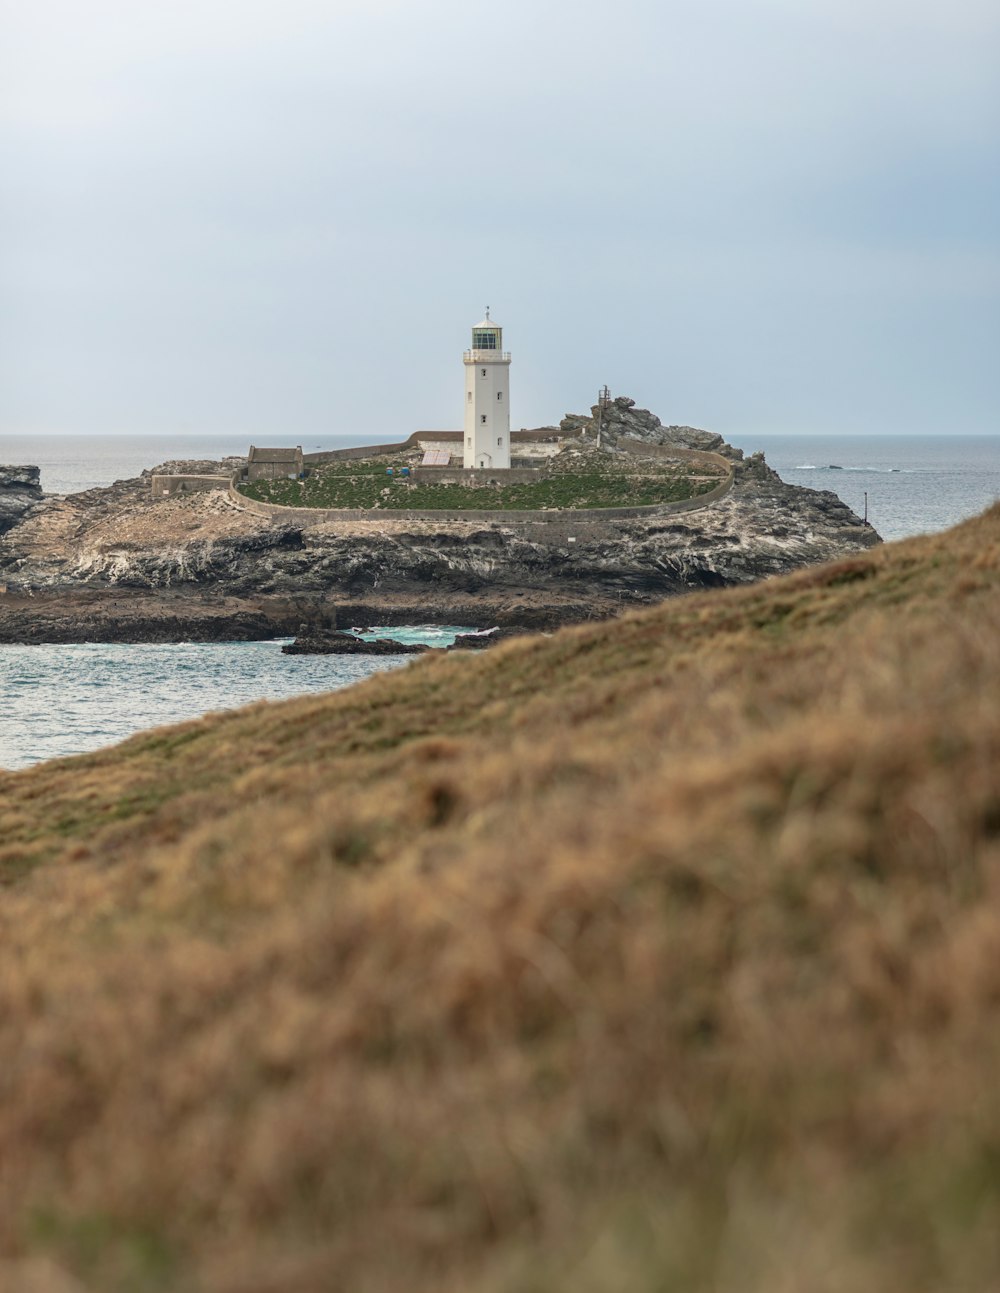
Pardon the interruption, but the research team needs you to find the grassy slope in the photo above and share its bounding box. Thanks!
[2,507,1000,1291]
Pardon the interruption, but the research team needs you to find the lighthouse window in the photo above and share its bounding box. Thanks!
[467,436,472,447]
[480,368,487,378]
[497,391,503,401]
[467,391,472,402]
[480,415,487,424]
[472,330,498,350]
[497,437,503,446]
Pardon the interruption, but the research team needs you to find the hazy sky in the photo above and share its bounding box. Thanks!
[1,0,997,440]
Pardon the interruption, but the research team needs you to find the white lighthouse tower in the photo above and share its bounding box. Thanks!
[463,310,511,469]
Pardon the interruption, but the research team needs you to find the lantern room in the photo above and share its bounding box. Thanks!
[470,320,502,352]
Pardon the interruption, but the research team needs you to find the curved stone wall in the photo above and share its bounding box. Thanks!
[151,473,231,497]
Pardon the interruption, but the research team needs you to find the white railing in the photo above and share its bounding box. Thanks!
[464,350,512,362]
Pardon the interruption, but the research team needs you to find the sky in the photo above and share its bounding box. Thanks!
[1,0,998,441]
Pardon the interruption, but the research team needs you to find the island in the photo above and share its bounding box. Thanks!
[0,396,878,645]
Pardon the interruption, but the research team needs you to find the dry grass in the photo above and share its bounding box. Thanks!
[1,506,1000,1291]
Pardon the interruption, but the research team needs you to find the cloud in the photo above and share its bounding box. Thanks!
[1,0,997,437]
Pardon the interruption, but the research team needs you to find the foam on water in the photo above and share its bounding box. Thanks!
[353,624,476,646]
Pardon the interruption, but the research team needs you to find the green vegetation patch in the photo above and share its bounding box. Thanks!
[239,449,727,511]
[30,1207,180,1290]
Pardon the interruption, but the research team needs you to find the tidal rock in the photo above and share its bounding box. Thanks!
[449,628,531,650]
[282,631,428,656]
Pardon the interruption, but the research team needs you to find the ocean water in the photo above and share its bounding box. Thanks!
[0,630,467,772]
[726,434,1000,542]
[1,432,997,769]
[0,433,360,496]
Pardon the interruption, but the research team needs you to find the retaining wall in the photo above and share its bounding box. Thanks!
[620,438,730,470]
[303,439,418,466]
[151,473,230,497]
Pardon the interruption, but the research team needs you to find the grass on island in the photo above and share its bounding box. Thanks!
[1,506,1000,1291]
[238,448,727,510]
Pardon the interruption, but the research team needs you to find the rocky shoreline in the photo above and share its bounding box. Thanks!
[0,399,880,647]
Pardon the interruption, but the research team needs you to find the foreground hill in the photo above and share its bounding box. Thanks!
[1,506,998,1291]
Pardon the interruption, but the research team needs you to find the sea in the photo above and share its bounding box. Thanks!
[1,431,997,771]
[724,433,1000,544]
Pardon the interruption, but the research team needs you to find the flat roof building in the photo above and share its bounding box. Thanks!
[247,446,303,481]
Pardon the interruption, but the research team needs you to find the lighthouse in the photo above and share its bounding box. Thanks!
[463,310,511,469]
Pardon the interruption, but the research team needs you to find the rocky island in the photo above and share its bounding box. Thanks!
[0,398,878,645]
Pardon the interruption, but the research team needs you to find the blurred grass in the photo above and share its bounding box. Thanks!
[0,505,999,1290]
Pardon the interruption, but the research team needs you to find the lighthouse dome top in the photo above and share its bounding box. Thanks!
[474,316,499,330]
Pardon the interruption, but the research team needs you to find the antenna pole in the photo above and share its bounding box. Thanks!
[596,385,610,447]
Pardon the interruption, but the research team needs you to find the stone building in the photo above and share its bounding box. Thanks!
[247,446,304,481]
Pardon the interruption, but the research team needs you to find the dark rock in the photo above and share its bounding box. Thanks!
[0,466,41,490]
[736,451,782,485]
[448,627,532,650]
[282,631,427,656]
[0,465,43,535]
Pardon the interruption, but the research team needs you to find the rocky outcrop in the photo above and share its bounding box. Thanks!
[0,466,43,536]
[558,396,739,458]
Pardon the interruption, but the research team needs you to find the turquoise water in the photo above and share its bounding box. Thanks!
[352,624,476,646]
